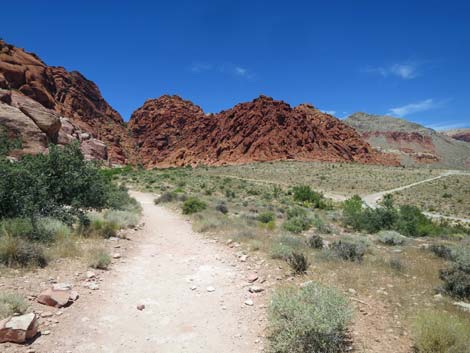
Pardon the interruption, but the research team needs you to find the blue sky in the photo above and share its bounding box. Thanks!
[2,0,469,129]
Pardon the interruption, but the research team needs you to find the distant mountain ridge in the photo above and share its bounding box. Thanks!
[442,128,470,143]
[345,112,470,169]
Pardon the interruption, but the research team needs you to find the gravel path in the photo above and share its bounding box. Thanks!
[36,191,265,353]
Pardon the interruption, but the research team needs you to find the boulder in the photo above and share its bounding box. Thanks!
[81,138,108,161]
[10,91,61,140]
[0,101,47,155]
[37,286,78,308]
[0,313,39,343]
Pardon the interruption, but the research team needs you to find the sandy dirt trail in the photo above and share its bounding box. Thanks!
[37,191,265,353]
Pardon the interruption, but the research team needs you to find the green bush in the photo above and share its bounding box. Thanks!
[257,212,275,224]
[376,230,407,246]
[287,252,310,274]
[0,235,47,267]
[413,311,470,353]
[292,185,326,208]
[182,197,207,215]
[307,234,324,249]
[0,143,115,237]
[283,216,313,234]
[215,202,228,214]
[268,282,352,353]
[0,292,28,319]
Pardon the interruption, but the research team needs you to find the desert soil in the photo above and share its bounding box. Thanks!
[26,191,267,353]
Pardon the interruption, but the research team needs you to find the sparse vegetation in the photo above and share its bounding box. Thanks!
[268,282,352,353]
[87,246,112,270]
[329,238,367,262]
[376,230,407,246]
[413,311,470,353]
[307,234,324,249]
[0,292,28,319]
[287,252,310,274]
[439,247,470,299]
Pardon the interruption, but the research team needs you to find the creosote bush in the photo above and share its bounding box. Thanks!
[307,234,324,249]
[439,247,470,299]
[257,212,275,224]
[413,311,470,353]
[329,239,367,262]
[268,282,352,353]
[287,252,310,274]
[182,197,207,215]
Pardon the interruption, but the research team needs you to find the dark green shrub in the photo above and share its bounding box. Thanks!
[342,195,363,230]
[257,212,275,224]
[292,185,325,208]
[413,311,470,353]
[215,202,228,214]
[268,282,352,353]
[439,247,470,299]
[307,234,324,249]
[182,197,207,215]
[430,244,455,260]
[287,252,310,274]
[330,239,367,262]
[395,205,433,237]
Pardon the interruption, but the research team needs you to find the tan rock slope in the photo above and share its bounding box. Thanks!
[345,112,470,169]
[0,40,135,163]
[129,95,398,167]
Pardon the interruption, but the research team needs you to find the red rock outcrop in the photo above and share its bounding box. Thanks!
[129,95,398,167]
[0,40,135,163]
[442,129,470,143]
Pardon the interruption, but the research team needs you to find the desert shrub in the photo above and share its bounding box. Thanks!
[292,185,326,208]
[439,247,470,299]
[283,216,313,234]
[376,230,407,246]
[430,244,455,260]
[104,210,139,228]
[104,184,140,212]
[389,257,405,272]
[287,252,310,274]
[0,235,47,267]
[154,191,176,204]
[413,311,470,353]
[268,282,352,353]
[48,234,81,259]
[0,292,28,319]
[312,216,332,234]
[87,246,111,270]
[87,214,119,238]
[0,126,21,156]
[395,205,434,237]
[330,239,367,262]
[257,212,275,224]
[342,195,363,230]
[215,202,228,214]
[307,234,324,249]
[182,197,207,214]
[271,243,295,260]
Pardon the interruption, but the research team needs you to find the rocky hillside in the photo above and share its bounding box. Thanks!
[0,40,135,163]
[442,128,470,143]
[345,112,470,169]
[129,95,398,167]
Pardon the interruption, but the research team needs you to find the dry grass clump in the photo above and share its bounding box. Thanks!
[0,292,29,319]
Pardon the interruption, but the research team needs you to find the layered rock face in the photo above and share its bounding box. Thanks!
[345,112,470,169]
[442,128,470,143]
[0,40,134,163]
[129,95,398,167]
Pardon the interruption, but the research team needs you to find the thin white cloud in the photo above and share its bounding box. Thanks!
[234,66,247,76]
[322,110,336,116]
[364,62,418,80]
[190,63,212,73]
[190,63,253,79]
[388,98,440,116]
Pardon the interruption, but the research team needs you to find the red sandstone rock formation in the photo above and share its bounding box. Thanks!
[0,40,134,163]
[129,95,398,167]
